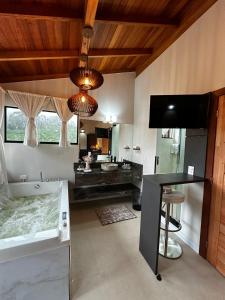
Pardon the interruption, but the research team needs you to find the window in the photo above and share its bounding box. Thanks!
[36,111,61,143]
[5,106,26,142]
[5,106,78,144]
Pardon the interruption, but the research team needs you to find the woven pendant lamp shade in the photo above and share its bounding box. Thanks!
[70,67,104,90]
[67,90,98,117]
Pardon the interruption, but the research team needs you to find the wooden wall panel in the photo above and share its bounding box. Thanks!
[207,95,225,276]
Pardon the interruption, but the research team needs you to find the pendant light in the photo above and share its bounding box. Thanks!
[67,90,98,117]
[69,26,103,90]
[70,66,104,90]
[68,25,102,117]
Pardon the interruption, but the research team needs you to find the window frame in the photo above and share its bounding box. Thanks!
[4,106,78,145]
[4,106,24,144]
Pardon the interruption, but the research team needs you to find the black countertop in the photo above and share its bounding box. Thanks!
[75,167,132,175]
[143,172,205,186]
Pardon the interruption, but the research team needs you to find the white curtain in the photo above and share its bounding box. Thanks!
[8,90,46,147]
[0,87,8,185]
[53,97,73,147]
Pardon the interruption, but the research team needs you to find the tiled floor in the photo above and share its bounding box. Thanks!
[70,199,225,300]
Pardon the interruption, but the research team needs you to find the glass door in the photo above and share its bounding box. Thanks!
[155,128,186,174]
[155,128,186,221]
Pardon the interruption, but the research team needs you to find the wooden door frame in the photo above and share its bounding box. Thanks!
[199,87,225,258]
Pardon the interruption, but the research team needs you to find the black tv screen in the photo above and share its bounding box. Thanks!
[149,93,211,128]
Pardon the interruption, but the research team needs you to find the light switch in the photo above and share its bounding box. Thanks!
[188,166,194,175]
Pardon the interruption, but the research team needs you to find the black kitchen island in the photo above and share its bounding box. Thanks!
[139,173,205,280]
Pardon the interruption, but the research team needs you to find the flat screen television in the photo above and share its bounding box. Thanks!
[149,93,211,128]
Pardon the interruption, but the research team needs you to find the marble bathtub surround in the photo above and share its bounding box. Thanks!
[0,246,70,300]
[0,181,70,300]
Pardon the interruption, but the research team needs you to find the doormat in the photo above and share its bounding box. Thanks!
[96,205,137,226]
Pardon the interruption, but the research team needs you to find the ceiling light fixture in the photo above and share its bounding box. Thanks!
[70,66,104,91]
[69,26,104,91]
[68,25,103,117]
[104,115,117,124]
[67,90,98,117]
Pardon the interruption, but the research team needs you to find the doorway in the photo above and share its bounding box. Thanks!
[155,128,186,174]
[155,128,186,221]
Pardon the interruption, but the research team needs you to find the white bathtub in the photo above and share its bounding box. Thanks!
[0,180,70,300]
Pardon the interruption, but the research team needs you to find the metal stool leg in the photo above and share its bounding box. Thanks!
[164,203,170,257]
[159,202,183,259]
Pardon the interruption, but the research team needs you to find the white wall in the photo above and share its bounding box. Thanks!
[1,72,135,185]
[2,72,135,124]
[177,183,204,253]
[1,94,79,184]
[5,143,78,183]
[118,124,133,162]
[133,0,225,173]
[133,0,225,252]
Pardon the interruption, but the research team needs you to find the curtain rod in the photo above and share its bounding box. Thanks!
[5,89,68,101]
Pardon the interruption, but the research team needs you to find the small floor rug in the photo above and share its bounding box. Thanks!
[95,205,137,226]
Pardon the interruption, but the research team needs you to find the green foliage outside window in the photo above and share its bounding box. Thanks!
[6,107,26,142]
[5,107,78,144]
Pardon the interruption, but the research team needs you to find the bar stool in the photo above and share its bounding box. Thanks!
[159,189,185,259]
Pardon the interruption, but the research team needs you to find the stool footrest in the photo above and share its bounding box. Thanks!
[161,210,181,228]
[160,223,182,232]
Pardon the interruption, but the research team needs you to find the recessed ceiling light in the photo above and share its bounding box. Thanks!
[168,105,175,110]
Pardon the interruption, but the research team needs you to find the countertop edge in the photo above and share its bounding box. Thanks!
[143,173,205,186]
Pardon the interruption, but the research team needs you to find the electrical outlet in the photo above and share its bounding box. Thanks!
[188,166,194,175]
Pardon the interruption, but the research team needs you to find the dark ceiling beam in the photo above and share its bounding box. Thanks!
[0,69,135,83]
[95,14,178,27]
[0,73,69,83]
[89,48,153,57]
[0,50,80,61]
[0,3,178,27]
[0,48,153,61]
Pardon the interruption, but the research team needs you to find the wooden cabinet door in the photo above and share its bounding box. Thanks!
[207,95,225,276]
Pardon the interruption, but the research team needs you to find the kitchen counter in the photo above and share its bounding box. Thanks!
[139,172,205,280]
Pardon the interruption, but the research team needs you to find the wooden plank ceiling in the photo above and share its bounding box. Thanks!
[0,0,217,83]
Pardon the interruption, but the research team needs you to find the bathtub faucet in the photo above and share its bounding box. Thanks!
[40,171,49,182]
[40,171,43,182]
